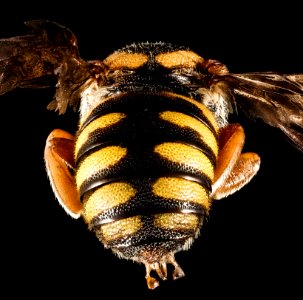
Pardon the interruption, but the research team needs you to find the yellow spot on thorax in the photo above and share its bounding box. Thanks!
[155,50,204,68]
[104,52,148,70]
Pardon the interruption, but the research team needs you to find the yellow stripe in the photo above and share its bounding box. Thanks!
[75,113,126,158]
[162,91,219,133]
[160,111,218,157]
[76,146,127,188]
[154,213,199,231]
[154,142,214,179]
[152,177,210,208]
[82,182,137,223]
[101,216,142,242]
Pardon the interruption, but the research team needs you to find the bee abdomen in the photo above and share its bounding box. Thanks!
[75,92,219,258]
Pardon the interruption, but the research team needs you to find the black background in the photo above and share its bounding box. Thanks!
[1,3,302,299]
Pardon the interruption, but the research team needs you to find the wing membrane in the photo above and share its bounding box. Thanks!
[0,20,94,114]
[224,72,303,151]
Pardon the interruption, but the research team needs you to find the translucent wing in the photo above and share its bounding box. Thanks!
[0,19,98,114]
[224,72,303,151]
[204,65,303,151]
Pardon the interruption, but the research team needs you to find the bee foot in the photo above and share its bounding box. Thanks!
[166,253,185,280]
[143,253,184,289]
[145,275,160,290]
[172,265,185,280]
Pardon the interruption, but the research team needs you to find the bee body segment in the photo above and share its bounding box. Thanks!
[75,92,220,260]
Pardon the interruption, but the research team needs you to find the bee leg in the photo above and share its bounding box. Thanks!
[44,129,82,218]
[144,253,185,289]
[211,124,261,200]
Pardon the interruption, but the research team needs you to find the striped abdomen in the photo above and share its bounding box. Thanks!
[75,91,219,260]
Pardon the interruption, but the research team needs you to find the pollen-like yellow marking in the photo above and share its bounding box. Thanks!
[76,146,127,189]
[162,92,219,133]
[104,52,148,70]
[155,50,204,68]
[154,142,214,179]
[75,113,126,158]
[154,213,199,231]
[160,111,218,157]
[152,177,210,208]
[82,182,137,223]
[101,216,142,242]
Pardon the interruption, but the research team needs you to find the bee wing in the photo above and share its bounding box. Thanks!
[222,72,303,151]
[0,19,99,114]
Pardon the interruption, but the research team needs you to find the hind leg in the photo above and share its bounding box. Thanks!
[211,124,261,200]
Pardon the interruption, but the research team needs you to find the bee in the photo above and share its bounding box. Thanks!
[1,20,302,290]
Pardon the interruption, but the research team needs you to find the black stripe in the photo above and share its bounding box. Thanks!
[75,117,127,160]
[104,213,202,250]
[90,199,207,228]
[76,115,216,196]
[76,113,217,164]
[77,137,214,196]
[80,92,217,136]
[76,140,120,163]
[80,173,211,199]
[77,139,214,197]
[108,233,195,252]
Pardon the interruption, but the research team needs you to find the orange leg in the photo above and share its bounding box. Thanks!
[211,124,261,200]
[44,129,82,218]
